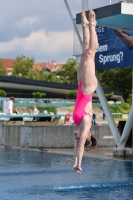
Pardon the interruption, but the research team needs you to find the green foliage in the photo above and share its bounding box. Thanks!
[108,104,122,113]
[12,55,43,80]
[0,89,6,97]
[42,58,78,84]
[0,60,7,75]
[120,103,131,113]
[97,67,132,100]
[68,90,77,98]
[108,103,131,114]
[105,92,114,99]
[67,106,74,112]
[57,58,77,84]
[12,55,34,78]
[37,107,56,114]
[126,93,132,105]
[32,92,46,98]
[41,72,58,82]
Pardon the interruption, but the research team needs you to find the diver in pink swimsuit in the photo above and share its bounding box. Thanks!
[73,80,93,125]
[72,10,98,174]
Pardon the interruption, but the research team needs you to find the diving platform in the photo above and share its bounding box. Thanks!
[76,2,133,31]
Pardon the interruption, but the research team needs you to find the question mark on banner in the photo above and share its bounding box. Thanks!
[120,51,123,60]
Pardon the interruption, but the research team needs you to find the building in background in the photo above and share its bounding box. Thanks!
[0,58,62,76]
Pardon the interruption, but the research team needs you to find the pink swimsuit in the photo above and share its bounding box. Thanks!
[73,81,93,125]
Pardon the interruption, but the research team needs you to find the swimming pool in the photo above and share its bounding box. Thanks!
[0,148,133,200]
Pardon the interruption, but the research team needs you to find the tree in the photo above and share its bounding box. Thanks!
[12,55,34,78]
[32,92,46,98]
[41,72,58,82]
[0,60,7,76]
[55,58,77,84]
[126,93,132,106]
[68,90,77,98]
[97,67,132,100]
[0,89,6,97]
[12,55,43,80]
[41,58,78,84]
[105,92,114,100]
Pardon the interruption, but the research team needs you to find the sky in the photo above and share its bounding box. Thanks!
[0,0,116,64]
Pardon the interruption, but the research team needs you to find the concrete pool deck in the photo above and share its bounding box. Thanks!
[47,147,133,161]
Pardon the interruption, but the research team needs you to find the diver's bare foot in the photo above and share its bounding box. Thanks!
[81,10,89,27]
[89,9,97,26]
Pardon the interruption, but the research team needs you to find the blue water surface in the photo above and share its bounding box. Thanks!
[0,148,133,200]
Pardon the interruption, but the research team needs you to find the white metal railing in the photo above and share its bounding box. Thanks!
[112,113,122,119]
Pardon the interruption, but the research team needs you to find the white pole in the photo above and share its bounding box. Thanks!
[119,70,133,147]
[119,105,133,147]
[82,0,89,11]
[110,0,112,5]
[96,79,121,146]
[64,0,82,47]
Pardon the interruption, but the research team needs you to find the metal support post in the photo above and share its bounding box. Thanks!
[64,0,82,47]
[1,100,6,113]
[96,79,121,146]
[119,105,133,147]
[119,69,133,148]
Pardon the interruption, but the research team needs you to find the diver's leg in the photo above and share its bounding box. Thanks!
[81,10,98,95]
[77,10,90,83]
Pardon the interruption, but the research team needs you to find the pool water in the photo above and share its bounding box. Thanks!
[0,148,133,200]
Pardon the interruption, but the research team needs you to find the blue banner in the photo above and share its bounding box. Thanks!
[95,26,133,70]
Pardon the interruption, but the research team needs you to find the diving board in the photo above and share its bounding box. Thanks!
[76,2,133,30]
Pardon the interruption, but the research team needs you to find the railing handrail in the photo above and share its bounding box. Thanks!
[0,114,66,118]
